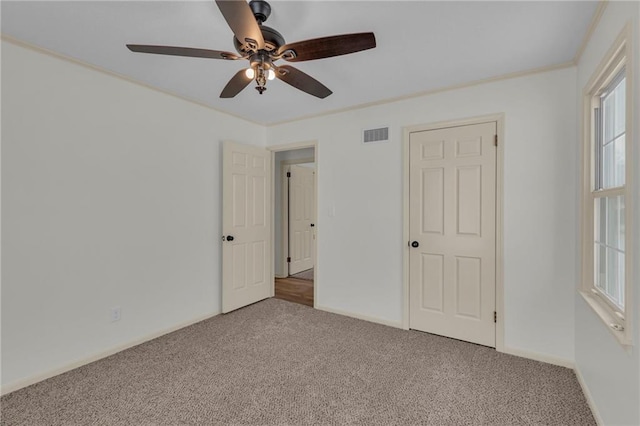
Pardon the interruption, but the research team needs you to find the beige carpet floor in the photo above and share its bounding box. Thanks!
[1,299,594,425]
[290,268,313,281]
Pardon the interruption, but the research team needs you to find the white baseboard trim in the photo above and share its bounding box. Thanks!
[1,311,220,396]
[500,346,575,369]
[574,364,604,426]
[315,305,403,329]
[274,274,287,279]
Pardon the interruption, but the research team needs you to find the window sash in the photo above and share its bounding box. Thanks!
[593,195,627,313]
[590,191,626,315]
[595,70,626,192]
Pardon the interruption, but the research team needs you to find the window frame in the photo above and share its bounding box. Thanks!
[581,26,634,346]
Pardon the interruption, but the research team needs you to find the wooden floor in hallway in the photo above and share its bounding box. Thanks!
[274,277,313,307]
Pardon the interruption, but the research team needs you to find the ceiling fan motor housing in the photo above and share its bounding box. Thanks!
[234,25,284,54]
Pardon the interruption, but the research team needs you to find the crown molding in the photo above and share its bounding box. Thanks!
[267,60,575,127]
[0,34,266,127]
[574,0,609,65]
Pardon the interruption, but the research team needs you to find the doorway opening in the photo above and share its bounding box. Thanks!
[271,145,316,307]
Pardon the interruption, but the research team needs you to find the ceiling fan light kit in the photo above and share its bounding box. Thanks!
[127,0,376,99]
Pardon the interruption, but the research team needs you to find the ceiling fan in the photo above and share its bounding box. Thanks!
[127,0,376,99]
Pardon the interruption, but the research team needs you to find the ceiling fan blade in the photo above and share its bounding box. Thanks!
[278,32,376,62]
[275,65,332,99]
[127,44,240,60]
[220,69,253,98]
[215,0,265,51]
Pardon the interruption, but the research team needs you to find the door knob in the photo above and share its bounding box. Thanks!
[226,235,234,242]
[411,241,419,248]
[310,223,315,227]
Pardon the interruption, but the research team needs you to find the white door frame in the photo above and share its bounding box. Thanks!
[279,158,315,278]
[268,141,318,308]
[402,113,505,352]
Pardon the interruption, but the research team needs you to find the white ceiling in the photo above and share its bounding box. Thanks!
[2,1,598,125]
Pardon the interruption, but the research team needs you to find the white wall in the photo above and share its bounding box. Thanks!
[273,148,314,277]
[268,67,578,362]
[574,2,640,425]
[1,41,265,389]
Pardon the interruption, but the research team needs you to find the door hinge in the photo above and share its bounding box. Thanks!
[494,311,497,323]
[286,172,291,178]
[287,257,291,263]
[494,134,498,147]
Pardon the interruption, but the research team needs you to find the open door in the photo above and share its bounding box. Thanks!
[222,141,271,313]
[288,165,315,275]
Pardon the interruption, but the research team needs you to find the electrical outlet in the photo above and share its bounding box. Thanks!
[110,306,121,322]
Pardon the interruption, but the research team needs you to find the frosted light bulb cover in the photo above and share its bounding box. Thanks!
[245,68,255,79]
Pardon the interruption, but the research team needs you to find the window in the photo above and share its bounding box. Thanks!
[582,30,633,345]
[594,72,626,310]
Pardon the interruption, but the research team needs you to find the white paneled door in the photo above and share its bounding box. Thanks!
[409,122,497,347]
[222,141,271,313]
[288,165,315,275]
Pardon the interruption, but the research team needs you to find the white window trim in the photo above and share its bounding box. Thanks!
[580,24,634,347]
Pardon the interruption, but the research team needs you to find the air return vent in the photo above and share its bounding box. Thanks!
[362,126,389,144]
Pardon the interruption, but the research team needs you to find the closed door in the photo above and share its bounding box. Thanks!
[222,141,271,313]
[288,165,315,275]
[409,122,496,347]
